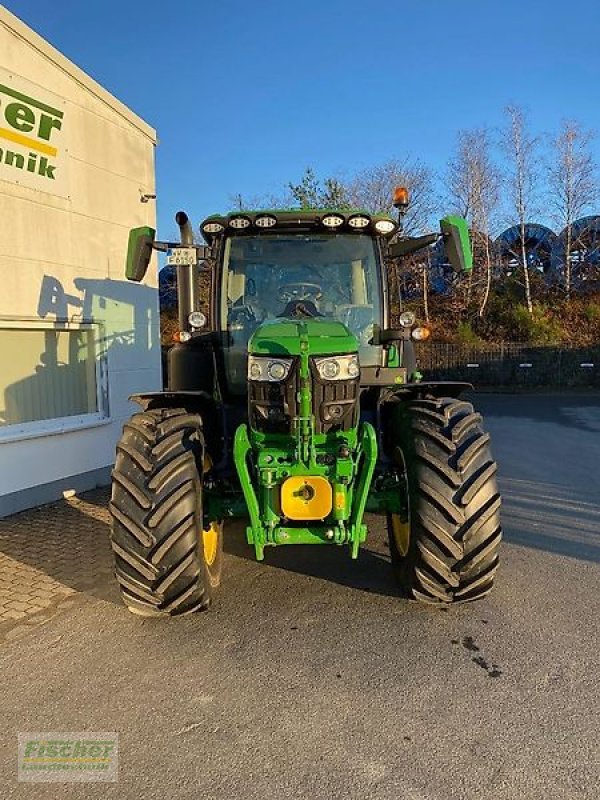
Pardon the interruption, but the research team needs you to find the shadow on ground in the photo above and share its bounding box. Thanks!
[223,516,400,599]
[499,476,600,563]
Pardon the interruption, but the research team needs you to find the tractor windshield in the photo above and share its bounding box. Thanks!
[220,233,383,393]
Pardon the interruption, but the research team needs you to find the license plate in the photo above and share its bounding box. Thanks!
[166,247,197,266]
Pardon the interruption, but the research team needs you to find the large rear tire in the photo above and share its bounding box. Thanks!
[387,397,502,605]
[109,408,223,617]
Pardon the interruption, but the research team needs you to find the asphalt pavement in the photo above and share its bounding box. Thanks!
[1,393,599,799]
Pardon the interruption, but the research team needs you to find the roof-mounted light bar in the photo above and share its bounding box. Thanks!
[374,219,396,235]
[199,211,398,239]
[202,221,225,235]
[229,215,252,230]
[254,213,277,228]
[321,213,345,229]
[348,214,371,229]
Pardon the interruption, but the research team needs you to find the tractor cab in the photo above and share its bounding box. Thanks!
[201,210,394,394]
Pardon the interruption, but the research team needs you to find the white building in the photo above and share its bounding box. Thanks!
[0,7,161,516]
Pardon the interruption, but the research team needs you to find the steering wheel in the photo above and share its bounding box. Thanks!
[277,282,323,304]
[279,299,322,318]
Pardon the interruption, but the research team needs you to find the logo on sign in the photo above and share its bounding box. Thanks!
[0,82,64,182]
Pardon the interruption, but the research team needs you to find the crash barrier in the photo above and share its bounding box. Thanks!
[417,343,600,388]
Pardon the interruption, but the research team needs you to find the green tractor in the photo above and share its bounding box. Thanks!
[110,190,501,616]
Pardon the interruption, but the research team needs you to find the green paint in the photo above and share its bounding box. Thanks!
[234,317,378,559]
[249,318,358,357]
[440,215,473,272]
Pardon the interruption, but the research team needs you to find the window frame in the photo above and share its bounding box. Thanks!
[0,316,110,443]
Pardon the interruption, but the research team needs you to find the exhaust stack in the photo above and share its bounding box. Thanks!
[174,210,199,331]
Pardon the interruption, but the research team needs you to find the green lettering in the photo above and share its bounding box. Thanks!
[24,741,39,757]
[27,152,37,172]
[0,83,63,117]
[6,150,24,169]
[38,156,55,178]
[37,113,62,142]
[5,102,35,132]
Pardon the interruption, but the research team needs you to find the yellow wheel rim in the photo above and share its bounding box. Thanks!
[203,521,221,567]
[391,513,410,557]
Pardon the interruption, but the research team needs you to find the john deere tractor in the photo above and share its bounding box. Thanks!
[110,189,501,616]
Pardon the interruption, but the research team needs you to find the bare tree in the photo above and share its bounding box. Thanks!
[447,128,500,316]
[547,120,597,300]
[501,105,539,314]
[229,190,292,211]
[345,158,437,234]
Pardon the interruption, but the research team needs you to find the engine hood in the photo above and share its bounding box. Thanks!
[248,318,358,357]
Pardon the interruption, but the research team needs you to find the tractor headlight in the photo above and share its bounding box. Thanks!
[348,214,370,229]
[374,219,396,235]
[321,213,345,229]
[314,354,360,381]
[229,215,252,230]
[248,356,293,382]
[399,311,416,327]
[255,214,277,228]
[202,221,224,235]
[188,311,207,329]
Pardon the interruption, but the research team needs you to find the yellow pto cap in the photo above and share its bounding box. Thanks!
[281,476,333,521]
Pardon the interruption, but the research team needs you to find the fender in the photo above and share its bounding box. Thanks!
[130,391,223,465]
[376,381,473,463]
[379,381,473,403]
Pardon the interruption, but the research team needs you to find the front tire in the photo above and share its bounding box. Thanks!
[109,408,223,617]
[387,397,502,605]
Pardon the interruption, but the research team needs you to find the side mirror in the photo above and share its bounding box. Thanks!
[125,226,156,282]
[440,216,473,273]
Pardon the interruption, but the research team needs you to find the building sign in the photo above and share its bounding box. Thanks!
[0,69,68,197]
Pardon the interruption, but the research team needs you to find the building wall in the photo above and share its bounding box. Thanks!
[0,8,161,516]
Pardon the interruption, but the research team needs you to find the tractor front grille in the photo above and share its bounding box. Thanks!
[248,358,359,436]
[249,361,299,435]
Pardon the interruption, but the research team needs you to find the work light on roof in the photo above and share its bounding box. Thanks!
[374,219,396,235]
[348,214,371,229]
[229,216,251,230]
[255,214,277,228]
[321,213,345,229]
[202,221,224,234]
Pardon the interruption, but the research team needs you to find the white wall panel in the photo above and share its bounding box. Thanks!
[0,7,160,513]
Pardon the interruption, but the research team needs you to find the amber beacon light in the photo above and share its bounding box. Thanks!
[393,186,410,209]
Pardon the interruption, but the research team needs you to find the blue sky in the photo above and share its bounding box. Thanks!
[5,0,600,236]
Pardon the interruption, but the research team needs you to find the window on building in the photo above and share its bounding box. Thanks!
[0,323,107,437]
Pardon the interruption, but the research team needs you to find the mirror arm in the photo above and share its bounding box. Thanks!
[388,233,440,259]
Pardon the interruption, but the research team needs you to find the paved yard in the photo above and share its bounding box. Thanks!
[0,393,599,799]
[0,490,113,636]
